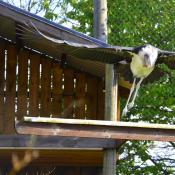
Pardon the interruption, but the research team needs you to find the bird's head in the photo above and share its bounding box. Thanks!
[138,44,159,67]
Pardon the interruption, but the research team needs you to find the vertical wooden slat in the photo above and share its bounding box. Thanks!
[52,63,63,117]
[0,40,5,132]
[86,75,98,120]
[4,44,17,134]
[74,72,86,119]
[29,53,40,116]
[40,57,51,117]
[63,68,74,118]
[17,50,28,120]
[97,78,105,120]
[117,92,120,121]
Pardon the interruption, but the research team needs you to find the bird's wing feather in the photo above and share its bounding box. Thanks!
[157,49,175,65]
[16,21,134,63]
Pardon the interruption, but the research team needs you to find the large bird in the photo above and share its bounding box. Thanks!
[122,44,159,116]
[16,21,175,117]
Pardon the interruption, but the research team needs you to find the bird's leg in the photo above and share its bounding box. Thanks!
[122,78,136,116]
[128,77,144,110]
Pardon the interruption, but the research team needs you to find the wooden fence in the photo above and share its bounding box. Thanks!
[0,39,105,134]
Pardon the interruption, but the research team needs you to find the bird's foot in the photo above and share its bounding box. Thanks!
[122,107,128,116]
[128,102,134,110]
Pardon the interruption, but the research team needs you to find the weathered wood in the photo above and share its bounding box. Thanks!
[104,64,118,175]
[4,44,17,134]
[0,135,118,148]
[29,53,40,116]
[117,91,120,121]
[97,79,105,120]
[0,40,5,132]
[63,68,74,118]
[86,76,98,119]
[52,63,63,117]
[17,50,28,120]
[74,72,86,119]
[40,57,52,117]
[16,118,175,142]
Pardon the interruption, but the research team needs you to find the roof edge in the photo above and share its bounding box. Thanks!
[0,1,109,47]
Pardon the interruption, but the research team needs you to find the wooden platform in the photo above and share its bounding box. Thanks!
[16,117,175,142]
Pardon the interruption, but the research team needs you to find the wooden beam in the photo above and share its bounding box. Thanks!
[16,119,175,142]
[104,64,118,175]
[0,135,119,149]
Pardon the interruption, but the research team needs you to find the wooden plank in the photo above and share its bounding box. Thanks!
[23,117,175,129]
[86,76,98,119]
[4,44,17,134]
[29,53,40,116]
[0,135,118,148]
[16,119,175,142]
[63,68,74,118]
[117,92,120,121]
[40,57,52,117]
[17,50,28,120]
[97,78,105,120]
[74,72,86,119]
[52,63,63,117]
[0,40,5,132]
[0,149,103,166]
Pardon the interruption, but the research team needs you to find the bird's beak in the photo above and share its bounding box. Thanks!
[143,54,151,67]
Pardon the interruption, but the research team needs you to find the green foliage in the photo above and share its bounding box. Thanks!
[108,0,175,49]
[60,0,93,35]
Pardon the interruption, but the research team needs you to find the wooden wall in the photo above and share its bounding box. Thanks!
[0,39,105,134]
[0,166,102,175]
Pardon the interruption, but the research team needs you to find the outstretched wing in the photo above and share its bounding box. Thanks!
[16,21,134,64]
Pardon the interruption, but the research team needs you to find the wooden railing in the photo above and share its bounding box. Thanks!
[0,39,105,134]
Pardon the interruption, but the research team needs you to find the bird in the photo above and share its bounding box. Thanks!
[122,44,159,116]
[16,21,175,117]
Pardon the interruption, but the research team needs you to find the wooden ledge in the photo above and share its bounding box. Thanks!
[15,117,175,142]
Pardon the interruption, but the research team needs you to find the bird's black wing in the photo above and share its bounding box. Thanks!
[16,21,134,64]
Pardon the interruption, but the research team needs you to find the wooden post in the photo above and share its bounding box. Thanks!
[93,1,117,174]
[103,64,118,175]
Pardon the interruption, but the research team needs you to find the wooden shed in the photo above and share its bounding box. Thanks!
[2,1,175,175]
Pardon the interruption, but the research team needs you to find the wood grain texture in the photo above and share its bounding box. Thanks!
[40,57,52,117]
[0,40,5,132]
[63,68,74,118]
[17,50,28,120]
[97,78,105,120]
[103,64,118,175]
[86,76,98,119]
[74,72,86,119]
[4,44,17,134]
[52,63,63,117]
[29,53,40,116]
